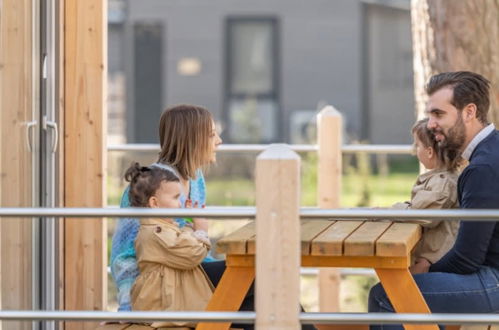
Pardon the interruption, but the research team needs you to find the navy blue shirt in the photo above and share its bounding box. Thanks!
[430,130,499,273]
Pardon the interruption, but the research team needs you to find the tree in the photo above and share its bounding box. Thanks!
[412,0,499,123]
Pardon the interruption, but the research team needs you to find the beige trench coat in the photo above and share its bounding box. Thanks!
[392,169,460,263]
[131,218,214,328]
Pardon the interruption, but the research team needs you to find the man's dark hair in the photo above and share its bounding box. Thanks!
[426,71,490,124]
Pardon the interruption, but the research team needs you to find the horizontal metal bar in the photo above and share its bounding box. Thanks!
[301,208,499,221]
[342,144,412,154]
[1,311,498,325]
[104,266,374,277]
[0,207,498,221]
[303,312,499,325]
[0,207,253,219]
[107,143,413,154]
[0,311,254,323]
[300,268,376,276]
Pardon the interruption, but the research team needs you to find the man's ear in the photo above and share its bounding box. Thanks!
[148,196,159,208]
[462,103,477,122]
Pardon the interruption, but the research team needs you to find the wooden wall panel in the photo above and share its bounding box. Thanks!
[0,1,35,329]
[64,0,107,329]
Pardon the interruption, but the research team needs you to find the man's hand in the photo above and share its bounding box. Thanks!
[409,257,431,274]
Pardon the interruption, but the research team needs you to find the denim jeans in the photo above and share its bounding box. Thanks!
[368,266,499,330]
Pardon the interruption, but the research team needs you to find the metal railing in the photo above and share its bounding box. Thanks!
[107,143,414,154]
[0,311,499,325]
[1,207,498,325]
[2,144,494,326]
[1,207,498,221]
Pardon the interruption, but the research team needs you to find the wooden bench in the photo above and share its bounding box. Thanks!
[196,219,439,330]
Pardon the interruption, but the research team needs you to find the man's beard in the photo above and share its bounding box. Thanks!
[435,115,466,152]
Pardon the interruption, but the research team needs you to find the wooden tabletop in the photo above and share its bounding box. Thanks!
[198,220,439,330]
[217,219,421,262]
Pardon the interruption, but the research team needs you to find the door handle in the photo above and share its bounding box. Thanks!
[42,116,58,153]
[25,120,37,152]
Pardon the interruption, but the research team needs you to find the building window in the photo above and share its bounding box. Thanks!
[130,22,164,143]
[225,17,279,143]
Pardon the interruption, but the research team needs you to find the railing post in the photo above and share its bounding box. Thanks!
[256,144,301,330]
[317,106,342,313]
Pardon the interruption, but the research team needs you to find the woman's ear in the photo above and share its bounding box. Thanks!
[148,196,159,208]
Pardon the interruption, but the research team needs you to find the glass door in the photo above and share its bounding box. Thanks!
[40,0,59,329]
[0,0,42,329]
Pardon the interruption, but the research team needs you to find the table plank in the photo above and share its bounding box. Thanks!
[344,221,392,256]
[247,220,335,255]
[216,222,255,255]
[311,221,365,256]
[300,219,336,255]
[376,223,422,257]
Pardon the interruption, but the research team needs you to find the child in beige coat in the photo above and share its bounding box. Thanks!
[125,162,214,328]
[393,118,463,274]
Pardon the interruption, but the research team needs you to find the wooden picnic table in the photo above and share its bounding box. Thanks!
[196,219,439,330]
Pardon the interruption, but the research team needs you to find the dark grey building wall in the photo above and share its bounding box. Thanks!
[116,0,413,144]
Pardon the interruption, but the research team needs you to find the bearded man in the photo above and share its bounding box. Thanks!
[368,71,499,330]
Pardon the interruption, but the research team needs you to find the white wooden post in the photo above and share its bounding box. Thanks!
[317,106,343,312]
[256,144,301,330]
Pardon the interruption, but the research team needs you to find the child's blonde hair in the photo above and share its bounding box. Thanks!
[158,104,213,180]
[412,118,462,172]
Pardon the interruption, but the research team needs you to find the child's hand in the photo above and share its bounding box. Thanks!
[409,257,431,274]
[185,199,193,208]
[193,203,209,232]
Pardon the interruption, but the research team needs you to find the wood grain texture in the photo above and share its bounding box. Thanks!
[344,222,392,256]
[246,220,334,255]
[376,268,437,330]
[216,221,255,255]
[317,106,342,208]
[376,223,422,257]
[317,107,343,313]
[311,221,364,256]
[255,145,301,329]
[196,267,255,330]
[0,1,34,329]
[64,1,107,329]
[300,220,336,255]
[226,255,410,270]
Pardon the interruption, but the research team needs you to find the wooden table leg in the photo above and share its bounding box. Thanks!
[375,268,438,330]
[196,266,255,330]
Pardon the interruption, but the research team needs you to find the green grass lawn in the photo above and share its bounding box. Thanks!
[205,172,415,208]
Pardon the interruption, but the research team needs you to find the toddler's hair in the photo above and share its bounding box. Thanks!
[412,118,462,172]
[124,162,180,207]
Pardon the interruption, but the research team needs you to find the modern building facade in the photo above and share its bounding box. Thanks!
[108,0,415,145]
